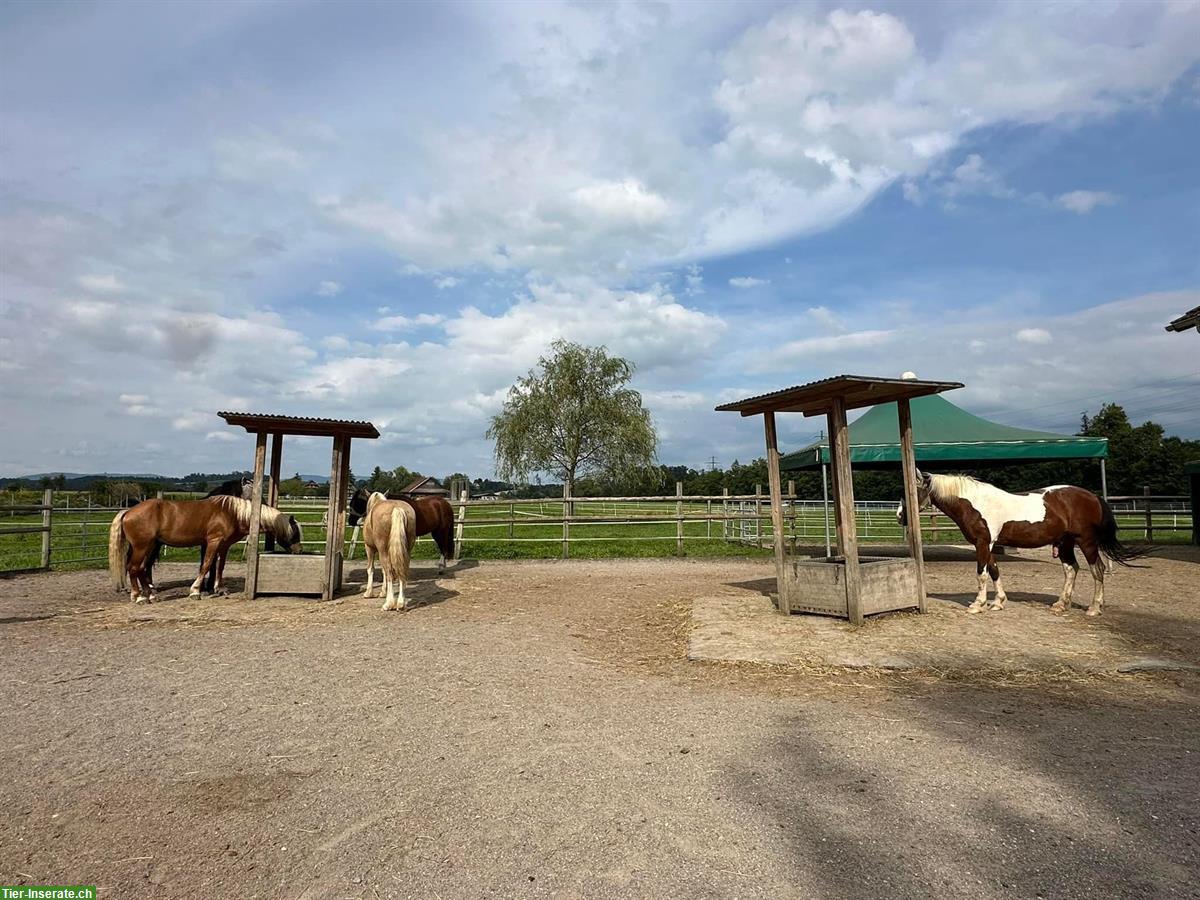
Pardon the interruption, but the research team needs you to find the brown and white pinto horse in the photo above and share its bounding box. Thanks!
[897,472,1144,616]
[361,492,417,611]
[108,496,302,602]
[347,486,455,572]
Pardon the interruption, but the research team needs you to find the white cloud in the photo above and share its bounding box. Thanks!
[729,276,768,288]
[1016,328,1053,344]
[374,313,446,331]
[79,274,126,294]
[754,329,896,370]
[1056,191,1119,214]
[316,280,342,297]
[434,276,462,290]
[119,393,148,405]
[806,306,843,330]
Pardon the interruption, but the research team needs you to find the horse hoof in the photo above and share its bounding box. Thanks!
[1086,607,1102,617]
[381,600,395,611]
[988,602,1006,611]
[966,604,984,614]
[1051,601,1068,613]
[134,596,149,604]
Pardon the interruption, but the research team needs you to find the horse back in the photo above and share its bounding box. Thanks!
[409,496,454,534]
[123,498,242,546]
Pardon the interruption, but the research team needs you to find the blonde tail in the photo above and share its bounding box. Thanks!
[108,510,129,590]
[389,505,411,588]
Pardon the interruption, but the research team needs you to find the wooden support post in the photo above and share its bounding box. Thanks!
[334,436,352,590]
[322,435,345,601]
[245,431,268,599]
[562,483,571,559]
[764,411,790,614]
[40,488,52,569]
[826,420,844,556]
[1144,485,1153,542]
[897,398,927,614]
[830,398,862,625]
[821,463,831,557]
[786,479,795,550]
[676,481,684,557]
[755,484,763,548]
[265,432,283,551]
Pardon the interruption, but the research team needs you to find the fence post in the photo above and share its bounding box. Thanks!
[41,488,52,569]
[676,482,684,556]
[706,499,711,539]
[722,488,729,541]
[455,482,468,562]
[508,501,514,540]
[1144,486,1153,542]
[562,483,571,559]
[755,484,763,548]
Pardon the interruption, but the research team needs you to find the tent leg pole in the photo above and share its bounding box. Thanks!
[822,463,831,558]
[1100,459,1108,502]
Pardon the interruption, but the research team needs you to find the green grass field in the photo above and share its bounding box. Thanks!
[1,498,1192,572]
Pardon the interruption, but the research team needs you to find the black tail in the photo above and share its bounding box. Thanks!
[1097,499,1153,568]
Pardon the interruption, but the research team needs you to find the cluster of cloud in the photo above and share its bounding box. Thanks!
[1,2,1197,476]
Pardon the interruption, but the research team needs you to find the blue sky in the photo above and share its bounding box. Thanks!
[1,0,1197,479]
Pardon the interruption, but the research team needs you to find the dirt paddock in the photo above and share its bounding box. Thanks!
[1,551,1198,899]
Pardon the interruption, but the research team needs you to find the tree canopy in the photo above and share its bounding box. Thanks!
[486,340,658,496]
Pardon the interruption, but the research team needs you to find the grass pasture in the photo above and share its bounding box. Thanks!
[1,495,1192,573]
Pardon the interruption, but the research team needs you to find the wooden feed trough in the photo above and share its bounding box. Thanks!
[716,375,963,624]
[218,412,380,600]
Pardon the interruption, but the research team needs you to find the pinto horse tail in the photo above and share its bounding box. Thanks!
[108,510,130,589]
[389,504,412,587]
[1096,498,1153,567]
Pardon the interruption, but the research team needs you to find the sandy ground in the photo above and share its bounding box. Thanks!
[1,551,1198,899]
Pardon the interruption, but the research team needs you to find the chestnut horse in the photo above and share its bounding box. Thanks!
[109,496,301,602]
[347,487,455,572]
[361,492,417,611]
[897,471,1145,616]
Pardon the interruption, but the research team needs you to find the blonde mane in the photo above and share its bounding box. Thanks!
[208,495,295,542]
[366,491,388,514]
[927,474,982,502]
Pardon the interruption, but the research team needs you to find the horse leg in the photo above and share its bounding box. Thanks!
[1080,538,1105,617]
[1052,541,1079,612]
[435,528,449,574]
[363,543,376,598]
[128,545,152,603]
[191,541,220,598]
[987,551,1007,611]
[381,564,397,611]
[967,542,990,613]
[213,547,229,595]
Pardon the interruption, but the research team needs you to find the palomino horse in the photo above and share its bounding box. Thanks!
[109,496,301,602]
[347,487,455,572]
[197,478,253,592]
[897,471,1144,616]
[361,492,417,611]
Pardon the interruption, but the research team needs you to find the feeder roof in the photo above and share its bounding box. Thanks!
[218,412,380,439]
[715,374,963,418]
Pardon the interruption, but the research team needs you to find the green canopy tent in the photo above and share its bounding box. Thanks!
[779,392,1109,554]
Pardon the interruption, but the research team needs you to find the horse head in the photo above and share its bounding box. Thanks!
[896,469,934,526]
[346,486,370,527]
[275,514,304,553]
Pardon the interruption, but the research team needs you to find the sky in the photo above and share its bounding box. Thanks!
[1,0,1198,480]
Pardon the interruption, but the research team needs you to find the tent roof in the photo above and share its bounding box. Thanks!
[780,393,1107,469]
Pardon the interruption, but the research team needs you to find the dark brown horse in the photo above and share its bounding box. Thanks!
[347,487,455,572]
[109,496,301,602]
[897,471,1145,616]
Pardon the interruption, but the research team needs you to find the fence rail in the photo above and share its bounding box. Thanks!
[1,486,1194,574]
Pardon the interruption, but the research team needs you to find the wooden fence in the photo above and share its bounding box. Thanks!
[1,486,1194,573]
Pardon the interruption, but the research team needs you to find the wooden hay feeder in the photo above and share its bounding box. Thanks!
[219,412,380,600]
[716,375,963,624]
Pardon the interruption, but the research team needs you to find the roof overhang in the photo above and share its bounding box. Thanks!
[715,375,964,418]
[218,412,380,439]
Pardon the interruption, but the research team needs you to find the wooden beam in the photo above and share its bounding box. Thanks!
[322,435,344,601]
[334,436,352,593]
[763,411,790,614]
[244,431,268,598]
[265,432,283,551]
[830,397,863,625]
[897,398,927,614]
[826,412,844,557]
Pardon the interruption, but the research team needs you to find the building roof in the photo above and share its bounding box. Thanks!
[780,393,1108,469]
[398,476,449,496]
[218,412,380,439]
[715,374,964,418]
[1165,306,1200,333]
